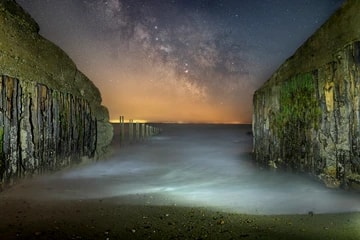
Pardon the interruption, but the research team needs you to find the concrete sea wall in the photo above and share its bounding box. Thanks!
[0,0,113,188]
[253,0,360,190]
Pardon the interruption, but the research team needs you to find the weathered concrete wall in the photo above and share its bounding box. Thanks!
[0,0,113,188]
[253,0,360,190]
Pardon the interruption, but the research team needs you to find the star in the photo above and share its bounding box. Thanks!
[16,0,346,123]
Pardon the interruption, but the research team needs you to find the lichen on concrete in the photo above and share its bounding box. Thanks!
[253,0,360,190]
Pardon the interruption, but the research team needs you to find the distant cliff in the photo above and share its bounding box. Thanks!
[253,0,360,190]
[0,0,113,188]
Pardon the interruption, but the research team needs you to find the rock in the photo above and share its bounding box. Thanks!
[94,106,113,158]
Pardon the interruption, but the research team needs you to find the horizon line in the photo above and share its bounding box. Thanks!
[109,119,250,125]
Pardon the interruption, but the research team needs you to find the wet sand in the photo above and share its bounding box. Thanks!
[0,197,359,240]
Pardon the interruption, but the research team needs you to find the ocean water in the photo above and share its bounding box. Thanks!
[3,124,360,215]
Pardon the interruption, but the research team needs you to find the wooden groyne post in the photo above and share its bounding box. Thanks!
[135,121,140,143]
[117,116,161,144]
[128,119,134,143]
[141,123,145,141]
[119,116,125,144]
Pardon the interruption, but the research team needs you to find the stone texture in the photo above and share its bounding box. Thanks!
[253,0,360,190]
[94,105,113,158]
[0,0,113,188]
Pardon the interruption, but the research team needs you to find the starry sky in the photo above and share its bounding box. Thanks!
[17,0,344,123]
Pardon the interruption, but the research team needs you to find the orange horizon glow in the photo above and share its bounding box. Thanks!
[17,0,343,129]
[80,40,254,125]
[99,73,253,125]
[109,119,247,124]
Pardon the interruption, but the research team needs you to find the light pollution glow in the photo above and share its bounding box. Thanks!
[84,43,251,124]
[16,0,344,124]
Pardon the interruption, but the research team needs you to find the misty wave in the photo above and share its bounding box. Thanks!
[2,124,360,215]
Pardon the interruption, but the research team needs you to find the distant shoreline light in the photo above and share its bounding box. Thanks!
[109,119,246,124]
[110,119,148,123]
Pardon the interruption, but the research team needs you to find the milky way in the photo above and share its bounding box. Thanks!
[17,0,344,123]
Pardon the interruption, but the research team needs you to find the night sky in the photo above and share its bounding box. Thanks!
[17,0,344,123]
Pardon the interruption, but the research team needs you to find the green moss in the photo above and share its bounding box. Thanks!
[324,166,337,177]
[0,0,39,33]
[349,173,360,180]
[272,73,321,137]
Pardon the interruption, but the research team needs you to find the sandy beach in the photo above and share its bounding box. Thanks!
[0,196,359,240]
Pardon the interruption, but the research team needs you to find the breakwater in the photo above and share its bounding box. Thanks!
[0,1,112,189]
[253,0,360,190]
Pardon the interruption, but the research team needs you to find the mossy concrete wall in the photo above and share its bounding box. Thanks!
[0,0,113,188]
[253,0,360,190]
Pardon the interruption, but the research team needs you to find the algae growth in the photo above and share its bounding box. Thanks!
[272,72,321,137]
